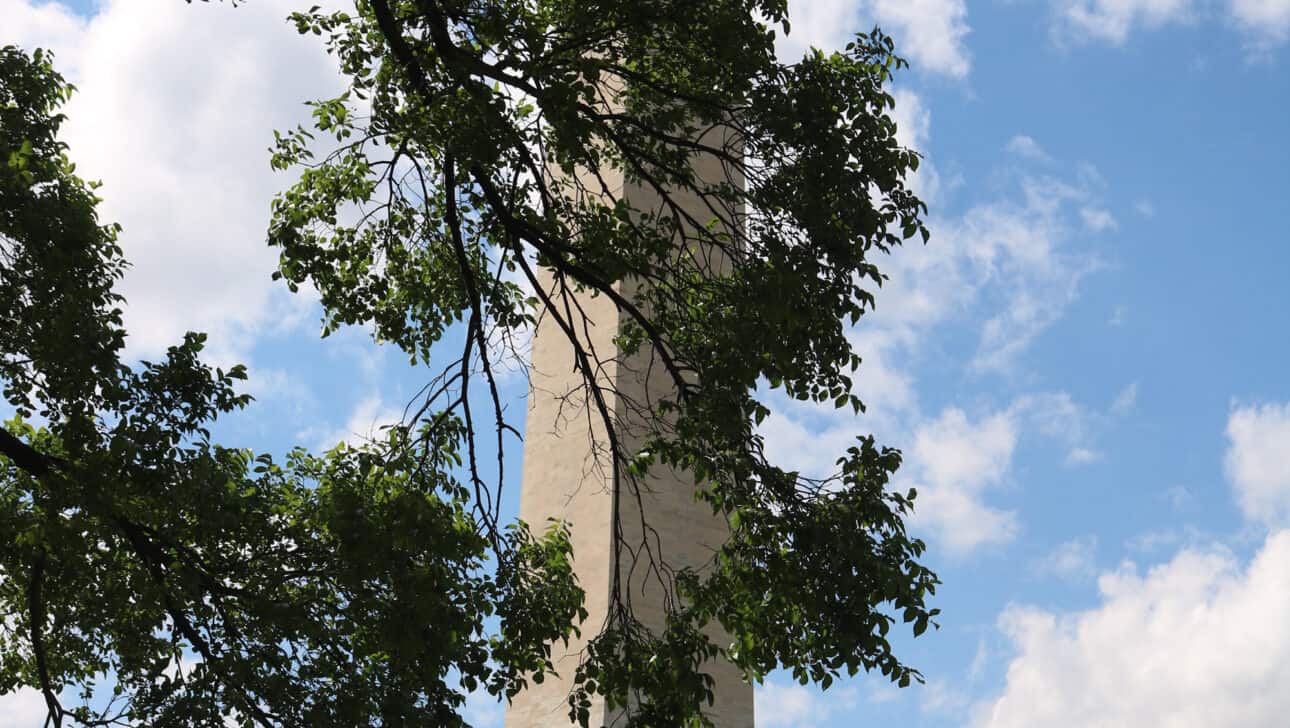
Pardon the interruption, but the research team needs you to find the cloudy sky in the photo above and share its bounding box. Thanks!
[4,0,1290,726]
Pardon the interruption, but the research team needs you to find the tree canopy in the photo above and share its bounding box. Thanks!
[0,1,939,726]
[0,44,582,728]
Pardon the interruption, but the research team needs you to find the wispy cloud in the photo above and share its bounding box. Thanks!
[1230,0,1290,49]
[1031,535,1100,582]
[756,680,860,726]
[1051,0,1197,45]
[1048,0,1290,50]
[1110,382,1139,416]
[1005,135,1051,163]
[759,108,1113,555]
[302,395,404,451]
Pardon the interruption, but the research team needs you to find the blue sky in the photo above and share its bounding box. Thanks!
[4,0,1290,725]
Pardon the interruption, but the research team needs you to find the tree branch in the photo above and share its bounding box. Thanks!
[0,426,55,477]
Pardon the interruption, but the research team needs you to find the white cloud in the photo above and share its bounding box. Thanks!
[1050,0,1290,48]
[462,689,504,728]
[965,177,1103,372]
[305,395,404,450]
[760,135,1108,554]
[899,391,1106,552]
[2,0,344,363]
[834,142,1106,376]
[870,0,972,77]
[778,0,971,78]
[1012,391,1102,465]
[243,366,317,415]
[1225,401,1290,526]
[755,680,859,727]
[889,88,942,205]
[1165,484,1194,509]
[0,0,87,63]
[905,407,1020,555]
[848,166,1103,381]
[1230,0,1290,46]
[1079,206,1117,232]
[1064,447,1101,465]
[865,681,903,704]
[1033,535,1099,581]
[758,399,866,479]
[847,328,920,423]
[889,87,931,158]
[1016,391,1089,445]
[977,530,1290,727]
[1125,525,1213,554]
[1052,0,1196,45]
[0,688,48,728]
[966,635,992,681]
[1111,381,1138,415]
[778,0,863,58]
[921,678,975,716]
[914,483,1020,555]
[916,409,1016,493]
[1005,135,1050,162]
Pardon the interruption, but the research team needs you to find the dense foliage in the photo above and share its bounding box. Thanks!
[0,45,583,727]
[0,0,940,725]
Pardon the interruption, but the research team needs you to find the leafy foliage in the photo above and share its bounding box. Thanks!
[0,45,583,727]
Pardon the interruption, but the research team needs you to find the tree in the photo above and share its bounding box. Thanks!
[1,45,582,727]
[0,0,939,725]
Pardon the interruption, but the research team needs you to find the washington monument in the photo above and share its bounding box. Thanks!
[505,116,755,727]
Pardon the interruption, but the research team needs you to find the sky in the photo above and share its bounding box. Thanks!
[3,0,1290,726]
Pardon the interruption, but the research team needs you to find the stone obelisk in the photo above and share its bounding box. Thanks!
[505,121,754,728]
